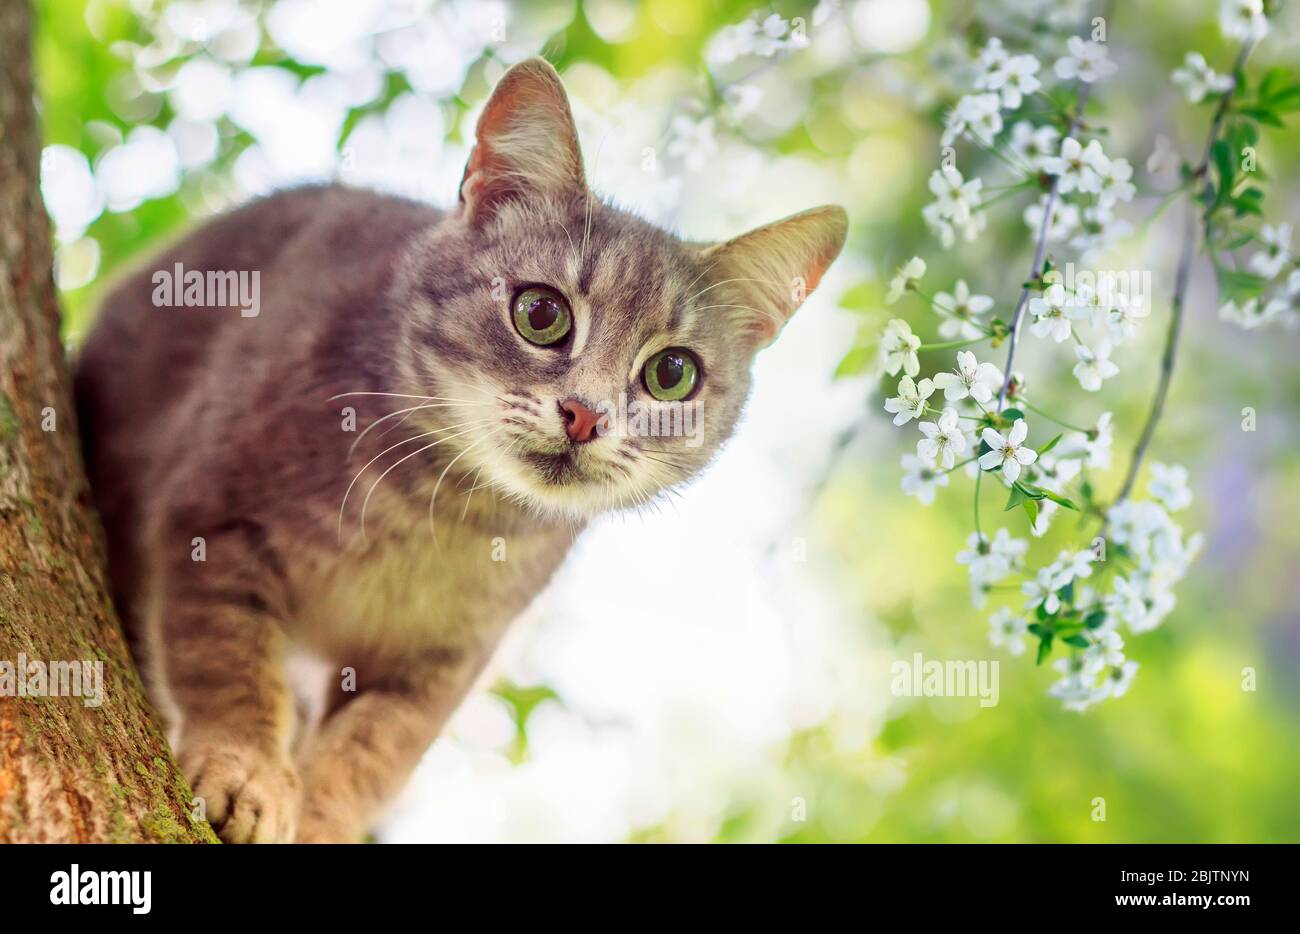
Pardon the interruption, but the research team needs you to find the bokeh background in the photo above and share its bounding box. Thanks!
[32,0,1300,841]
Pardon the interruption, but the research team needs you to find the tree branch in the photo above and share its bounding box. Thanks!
[1111,41,1254,508]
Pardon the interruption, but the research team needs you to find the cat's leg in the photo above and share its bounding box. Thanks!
[154,527,301,844]
[294,649,473,843]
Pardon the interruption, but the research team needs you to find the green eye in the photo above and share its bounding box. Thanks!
[643,348,700,402]
[513,286,572,346]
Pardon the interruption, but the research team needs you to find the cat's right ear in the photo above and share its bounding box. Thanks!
[459,58,586,225]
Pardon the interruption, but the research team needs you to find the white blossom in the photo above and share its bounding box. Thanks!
[1171,51,1234,102]
[884,375,935,426]
[1070,202,1133,257]
[1053,36,1117,84]
[934,350,1002,403]
[1107,292,1151,343]
[1218,297,1267,329]
[1073,339,1120,392]
[1147,462,1192,512]
[980,418,1038,482]
[1029,282,1074,342]
[1043,136,1105,194]
[1023,562,1068,614]
[724,83,763,117]
[1105,575,1149,629]
[1082,627,1125,677]
[978,51,1042,109]
[1100,660,1139,698]
[988,607,1029,656]
[942,93,1003,146]
[917,407,967,469]
[1059,411,1113,469]
[928,166,982,225]
[1096,156,1135,208]
[1248,223,1292,280]
[1058,548,1097,583]
[886,257,927,304]
[1024,195,1080,242]
[935,280,994,339]
[880,318,922,376]
[1071,275,1115,328]
[1009,121,1061,171]
[1049,660,1105,712]
[1219,0,1269,42]
[666,116,717,171]
[900,452,948,505]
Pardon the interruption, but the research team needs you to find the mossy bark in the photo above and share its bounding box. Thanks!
[0,1,215,843]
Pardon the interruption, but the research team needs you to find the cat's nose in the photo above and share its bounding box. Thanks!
[559,398,601,444]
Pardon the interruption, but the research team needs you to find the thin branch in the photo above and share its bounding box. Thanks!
[1111,41,1254,508]
[995,78,1093,411]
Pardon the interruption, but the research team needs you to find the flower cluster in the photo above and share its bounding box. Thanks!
[1218,224,1299,331]
[707,12,805,66]
[869,12,1253,711]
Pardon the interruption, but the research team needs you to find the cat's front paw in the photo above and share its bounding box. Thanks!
[181,742,300,843]
[294,807,364,844]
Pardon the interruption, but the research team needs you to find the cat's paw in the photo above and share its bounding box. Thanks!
[181,743,300,843]
[294,807,363,844]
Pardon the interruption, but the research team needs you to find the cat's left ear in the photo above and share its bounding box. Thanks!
[699,206,848,348]
[459,58,585,225]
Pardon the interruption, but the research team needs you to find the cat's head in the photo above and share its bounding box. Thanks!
[397,58,846,522]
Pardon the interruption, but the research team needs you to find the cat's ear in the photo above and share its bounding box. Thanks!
[698,206,848,348]
[459,58,585,224]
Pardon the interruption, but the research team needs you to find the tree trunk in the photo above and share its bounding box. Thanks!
[0,1,215,843]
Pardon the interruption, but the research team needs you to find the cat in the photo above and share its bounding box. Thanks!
[74,57,847,843]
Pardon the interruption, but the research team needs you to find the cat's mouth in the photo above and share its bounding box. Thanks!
[519,448,585,485]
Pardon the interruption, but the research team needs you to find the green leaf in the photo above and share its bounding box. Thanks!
[1001,408,1024,422]
[1083,609,1108,629]
[1257,67,1288,100]
[1063,634,1090,649]
[1022,497,1039,529]
[1004,482,1041,511]
[834,344,873,378]
[1039,488,1080,511]
[1035,635,1053,665]
[838,282,877,311]
[1237,106,1285,127]
[1212,139,1235,199]
[1219,268,1271,301]
[1037,433,1063,456]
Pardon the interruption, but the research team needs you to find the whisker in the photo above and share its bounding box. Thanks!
[358,422,493,540]
[693,301,784,327]
[337,419,493,542]
[349,401,491,460]
[549,218,582,273]
[428,429,504,545]
[687,276,791,305]
[329,391,489,403]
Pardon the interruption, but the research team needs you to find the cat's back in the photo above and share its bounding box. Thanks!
[76,184,438,429]
[74,184,442,604]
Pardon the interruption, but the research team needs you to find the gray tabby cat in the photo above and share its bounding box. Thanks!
[75,58,846,843]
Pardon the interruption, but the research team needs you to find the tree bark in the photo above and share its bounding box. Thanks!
[0,1,215,843]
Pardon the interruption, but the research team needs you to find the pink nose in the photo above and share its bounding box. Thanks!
[559,398,601,443]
